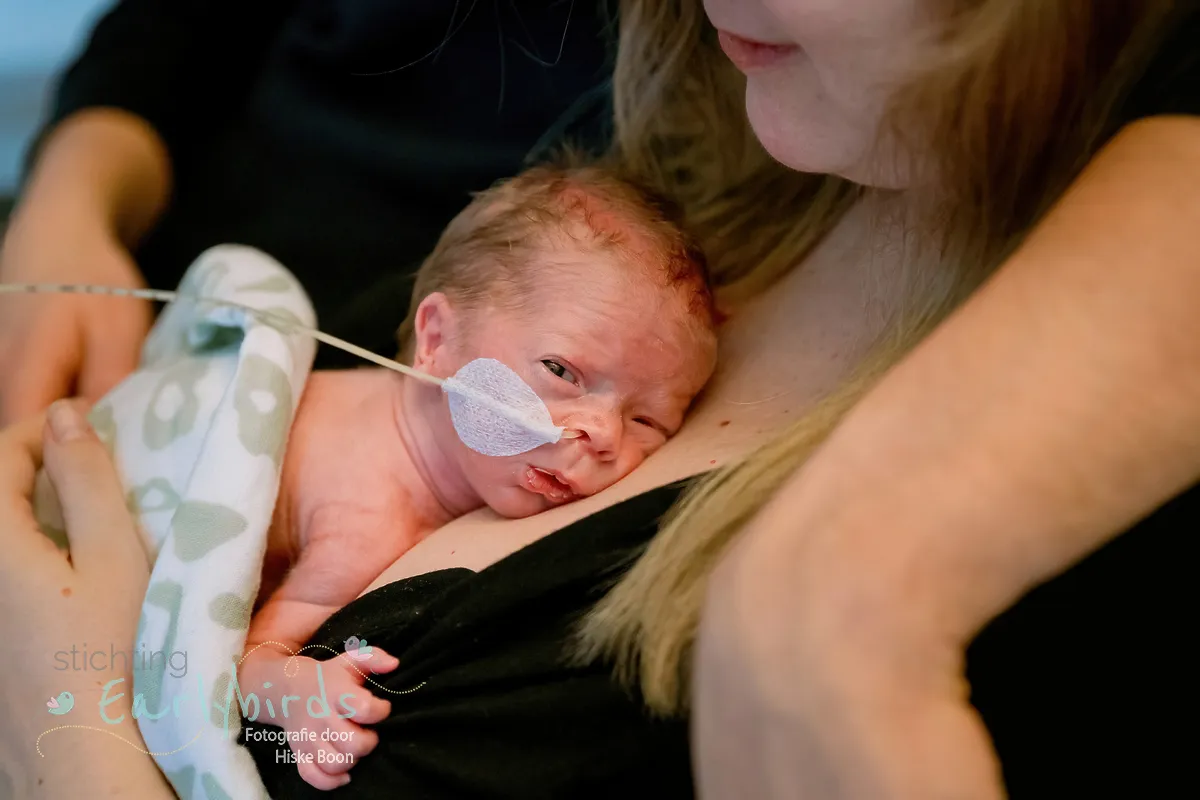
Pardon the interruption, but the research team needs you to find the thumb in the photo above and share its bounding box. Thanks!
[41,399,145,577]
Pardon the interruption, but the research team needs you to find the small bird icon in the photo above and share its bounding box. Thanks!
[344,636,373,661]
[46,691,74,715]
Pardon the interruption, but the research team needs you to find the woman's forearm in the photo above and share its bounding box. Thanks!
[743,114,1200,653]
[3,689,175,798]
[14,108,172,248]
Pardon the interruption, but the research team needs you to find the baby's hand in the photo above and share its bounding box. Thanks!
[269,648,399,790]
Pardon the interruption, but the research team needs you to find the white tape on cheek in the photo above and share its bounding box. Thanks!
[442,357,566,457]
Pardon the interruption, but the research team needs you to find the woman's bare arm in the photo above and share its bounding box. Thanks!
[786,115,1200,642]
[8,703,176,799]
[16,107,171,247]
[694,114,1200,797]
[0,108,170,423]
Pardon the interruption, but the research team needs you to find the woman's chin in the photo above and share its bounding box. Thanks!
[743,79,890,185]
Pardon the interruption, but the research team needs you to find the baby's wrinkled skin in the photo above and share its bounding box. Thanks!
[241,254,717,790]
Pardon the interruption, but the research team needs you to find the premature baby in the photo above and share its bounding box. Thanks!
[27,162,716,794]
[249,163,718,787]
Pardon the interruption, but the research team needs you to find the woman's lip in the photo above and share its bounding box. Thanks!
[716,30,799,73]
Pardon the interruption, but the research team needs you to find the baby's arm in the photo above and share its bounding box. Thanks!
[242,534,401,790]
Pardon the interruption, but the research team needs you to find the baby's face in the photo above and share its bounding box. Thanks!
[421,256,716,518]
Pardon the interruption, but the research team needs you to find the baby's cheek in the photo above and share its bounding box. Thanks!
[601,448,653,486]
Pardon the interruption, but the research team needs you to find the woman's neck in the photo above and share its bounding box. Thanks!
[640,194,918,476]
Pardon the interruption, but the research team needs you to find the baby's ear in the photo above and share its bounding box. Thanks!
[411,292,458,373]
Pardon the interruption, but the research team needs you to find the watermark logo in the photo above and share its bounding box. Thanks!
[46,692,74,715]
[54,643,188,679]
[35,639,425,759]
[343,636,372,661]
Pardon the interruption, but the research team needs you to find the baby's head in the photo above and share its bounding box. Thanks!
[397,162,718,518]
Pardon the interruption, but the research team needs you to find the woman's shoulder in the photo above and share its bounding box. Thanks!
[247,480,697,798]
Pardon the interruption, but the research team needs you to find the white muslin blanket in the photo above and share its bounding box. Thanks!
[34,244,317,799]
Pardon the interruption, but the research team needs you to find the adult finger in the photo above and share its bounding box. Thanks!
[0,333,79,427]
[40,399,143,576]
[0,410,49,541]
[77,305,148,403]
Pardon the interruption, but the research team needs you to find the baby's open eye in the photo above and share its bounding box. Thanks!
[541,360,577,384]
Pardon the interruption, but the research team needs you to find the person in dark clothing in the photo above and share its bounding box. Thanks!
[0,0,615,424]
[2,1,1199,798]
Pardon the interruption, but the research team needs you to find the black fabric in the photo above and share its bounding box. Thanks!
[1115,2,1200,122]
[245,481,694,799]
[34,0,616,360]
[965,482,1197,798]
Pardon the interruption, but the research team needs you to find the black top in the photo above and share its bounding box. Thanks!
[41,2,1200,797]
[244,482,694,798]
[35,0,615,358]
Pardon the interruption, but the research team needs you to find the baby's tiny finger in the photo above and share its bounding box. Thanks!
[335,686,391,725]
[330,725,378,758]
[367,648,400,674]
[352,693,391,725]
[314,741,356,776]
[298,758,349,790]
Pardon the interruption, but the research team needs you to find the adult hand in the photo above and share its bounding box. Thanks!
[0,211,152,425]
[0,401,172,798]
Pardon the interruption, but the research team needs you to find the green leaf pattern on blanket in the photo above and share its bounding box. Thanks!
[128,477,182,514]
[164,765,197,800]
[181,258,230,297]
[234,355,292,467]
[254,305,305,334]
[172,501,248,562]
[208,593,251,631]
[165,765,236,800]
[137,580,184,716]
[237,274,294,293]
[201,772,234,800]
[210,670,241,731]
[88,403,117,456]
[143,358,210,450]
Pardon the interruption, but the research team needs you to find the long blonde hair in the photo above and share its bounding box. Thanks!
[576,0,1180,714]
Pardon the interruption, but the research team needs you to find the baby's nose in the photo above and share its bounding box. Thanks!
[570,411,622,461]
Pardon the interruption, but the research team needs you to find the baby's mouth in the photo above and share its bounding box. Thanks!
[524,466,578,504]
